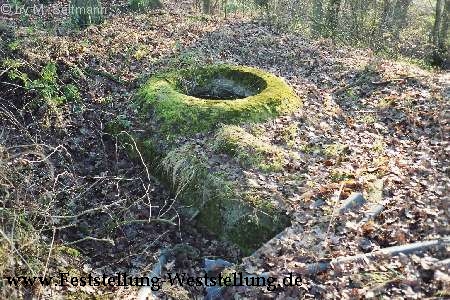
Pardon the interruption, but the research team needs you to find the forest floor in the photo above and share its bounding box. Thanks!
[0,0,449,299]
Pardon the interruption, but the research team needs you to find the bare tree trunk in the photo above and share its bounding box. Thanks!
[440,0,450,49]
[379,0,392,33]
[312,0,324,35]
[440,0,450,66]
[432,0,444,46]
[222,0,228,18]
[203,0,211,14]
[325,0,342,38]
[432,0,450,66]
[392,0,412,38]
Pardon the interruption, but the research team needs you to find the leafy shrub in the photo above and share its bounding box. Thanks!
[2,60,81,106]
[62,84,81,102]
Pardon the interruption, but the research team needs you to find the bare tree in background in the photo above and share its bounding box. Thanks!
[203,0,212,14]
[392,0,412,38]
[432,0,450,65]
[325,0,342,38]
[312,0,324,35]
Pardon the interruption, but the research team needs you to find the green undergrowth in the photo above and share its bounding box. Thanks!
[70,0,104,29]
[2,59,81,106]
[129,0,162,11]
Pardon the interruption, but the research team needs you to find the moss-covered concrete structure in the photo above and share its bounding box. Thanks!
[136,65,300,135]
[109,65,301,254]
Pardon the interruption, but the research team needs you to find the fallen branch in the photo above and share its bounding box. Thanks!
[324,183,345,248]
[85,67,128,85]
[0,66,12,78]
[332,72,374,95]
[64,236,115,246]
[371,75,426,85]
[113,217,177,228]
[304,238,450,275]
[433,258,450,268]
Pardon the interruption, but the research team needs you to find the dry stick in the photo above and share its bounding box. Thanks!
[113,218,177,228]
[371,75,427,85]
[0,105,28,137]
[331,72,373,95]
[120,131,154,219]
[17,145,63,164]
[158,168,195,219]
[323,182,345,249]
[304,238,450,275]
[9,150,56,180]
[64,236,115,246]
[0,67,12,77]
[50,201,122,219]
[42,227,56,280]
[332,74,427,95]
[0,81,27,90]
[433,258,450,268]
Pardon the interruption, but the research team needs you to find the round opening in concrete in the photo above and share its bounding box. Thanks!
[137,65,301,134]
[180,69,267,100]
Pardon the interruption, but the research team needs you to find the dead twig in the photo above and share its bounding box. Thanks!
[64,236,115,246]
[371,75,427,85]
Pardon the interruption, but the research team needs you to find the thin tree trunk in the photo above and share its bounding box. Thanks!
[440,0,450,50]
[432,0,450,65]
[379,0,392,33]
[203,0,211,14]
[439,0,450,66]
[325,0,342,38]
[392,0,412,38]
[312,0,324,35]
[432,0,444,46]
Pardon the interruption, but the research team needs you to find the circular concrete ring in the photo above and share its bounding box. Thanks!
[137,64,301,134]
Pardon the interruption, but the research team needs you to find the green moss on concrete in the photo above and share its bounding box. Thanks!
[136,64,301,135]
[161,144,289,255]
[105,118,160,167]
[214,125,296,172]
[105,124,290,254]
[105,65,301,254]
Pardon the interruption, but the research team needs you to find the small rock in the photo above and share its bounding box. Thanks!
[359,238,376,252]
[339,193,366,214]
[311,198,326,209]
